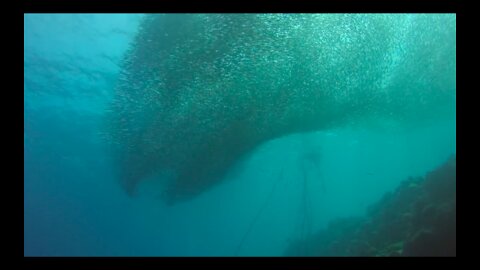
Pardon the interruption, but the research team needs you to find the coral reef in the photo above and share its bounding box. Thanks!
[285,155,456,256]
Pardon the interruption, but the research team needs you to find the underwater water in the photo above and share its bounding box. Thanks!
[24,14,456,256]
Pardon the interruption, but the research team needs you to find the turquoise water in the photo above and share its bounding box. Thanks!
[24,14,456,256]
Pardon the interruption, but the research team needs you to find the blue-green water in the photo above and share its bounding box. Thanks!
[24,14,456,256]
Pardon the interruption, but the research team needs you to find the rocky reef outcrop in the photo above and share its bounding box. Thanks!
[285,155,456,256]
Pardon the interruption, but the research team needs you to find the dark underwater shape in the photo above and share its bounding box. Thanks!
[284,155,456,256]
[105,14,456,205]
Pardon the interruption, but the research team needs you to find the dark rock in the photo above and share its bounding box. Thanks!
[284,155,456,256]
